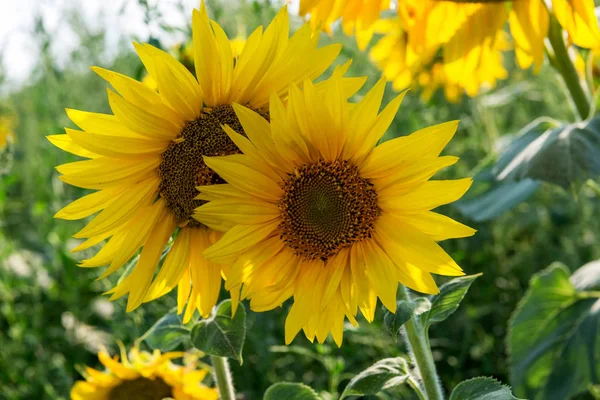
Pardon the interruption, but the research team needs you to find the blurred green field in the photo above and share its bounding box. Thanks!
[1,1,600,399]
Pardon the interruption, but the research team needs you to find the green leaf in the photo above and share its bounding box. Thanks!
[421,274,481,329]
[496,117,600,189]
[138,310,188,352]
[449,377,522,400]
[455,178,540,222]
[340,357,410,399]
[263,383,321,400]
[191,300,246,364]
[508,262,600,400]
[384,298,431,339]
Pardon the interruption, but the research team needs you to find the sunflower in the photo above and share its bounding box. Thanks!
[299,0,391,50]
[0,116,15,150]
[71,345,218,400]
[48,3,351,322]
[193,74,475,346]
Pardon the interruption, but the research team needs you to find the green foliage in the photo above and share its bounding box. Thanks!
[138,309,189,352]
[340,357,411,399]
[384,298,431,340]
[191,300,246,364]
[263,383,322,400]
[421,274,481,329]
[508,261,600,400]
[449,377,521,400]
[496,117,600,189]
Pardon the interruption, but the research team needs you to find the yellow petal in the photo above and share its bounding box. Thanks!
[361,120,459,176]
[203,220,280,264]
[66,128,169,158]
[375,217,465,277]
[401,211,476,241]
[379,178,473,213]
[203,154,282,202]
[107,89,181,140]
[55,186,126,220]
[47,134,97,158]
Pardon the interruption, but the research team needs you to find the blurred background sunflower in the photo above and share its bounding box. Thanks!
[1,1,600,399]
[71,344,218,400]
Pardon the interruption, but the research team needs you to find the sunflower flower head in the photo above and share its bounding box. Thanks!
[194,74,475,346]
[49,2,348,322]
[71,344,218,400]
[299,0,391,50]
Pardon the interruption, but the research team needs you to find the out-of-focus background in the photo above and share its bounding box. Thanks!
[1,1,599,399]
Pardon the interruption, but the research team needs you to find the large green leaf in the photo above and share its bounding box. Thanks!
[340,357,410,399]
[263,383,321,400]
[449,377,522,400]
[421,274,481,329]
[496,117,600,188]
[138,310,189,352]
[191,300,246,364]
[384,298,431,340]
[455,119,550,221]
[455,178,540,222]
[508,261,600,399]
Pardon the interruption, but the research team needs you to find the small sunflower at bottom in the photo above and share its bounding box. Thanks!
[71,345,218,400]
[193,74,476,346]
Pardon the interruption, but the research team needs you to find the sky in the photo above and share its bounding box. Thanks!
[0,0,201,90]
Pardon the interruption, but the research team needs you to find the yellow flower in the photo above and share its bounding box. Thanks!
[194,75,475,346]
[71,345,218,400]
[48,4,347,321]
[509,0,550,73]
[553,0,600,49]
[371,4,510,102]
[0,116,15,149]
[299,0,391,50]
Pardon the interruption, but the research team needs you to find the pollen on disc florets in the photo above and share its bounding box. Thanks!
[158,105,266,228]
[279,159,380,261]
[108,377,172,400]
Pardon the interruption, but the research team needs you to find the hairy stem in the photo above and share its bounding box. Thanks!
[211,356,236,400]
[398,286,444,400]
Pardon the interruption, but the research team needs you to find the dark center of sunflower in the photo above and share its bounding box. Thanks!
[158,105,267,228]
[108,377,172,400]
[279,159,379,261]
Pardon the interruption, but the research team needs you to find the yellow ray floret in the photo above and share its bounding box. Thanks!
[299,0,391,50]
[194,74,475,346]
[49,2,346,321]
[70,344,218,400]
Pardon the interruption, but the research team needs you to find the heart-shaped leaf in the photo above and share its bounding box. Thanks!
[384,298,431,340]
[139,310,189,352]
[421,274,481,329]
[191,300,246,364]
[496,117,600,189]
[449,377,522,400]
[263,383,320,400]
[508,261,600,400]
[340,357,410,399]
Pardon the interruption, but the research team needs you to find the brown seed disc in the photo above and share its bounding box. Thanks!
[279,159,379,261]
[158,105,267,228]
[108,377,172,400]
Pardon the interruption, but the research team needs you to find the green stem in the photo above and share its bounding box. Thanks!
[211,356,236,400]
[398,287,444,400]
[546,15,591,120]
[407,376,428,400]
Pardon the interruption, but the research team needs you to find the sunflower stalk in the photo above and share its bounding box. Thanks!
[546,14,591,120]
[210,356,236,400]
[398,286,444,400]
